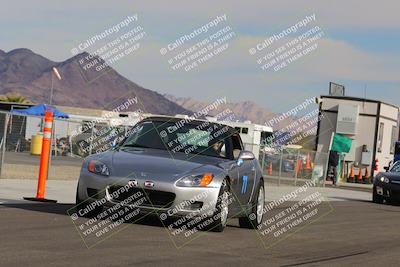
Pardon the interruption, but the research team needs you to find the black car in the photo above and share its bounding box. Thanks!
[373,161,400,204]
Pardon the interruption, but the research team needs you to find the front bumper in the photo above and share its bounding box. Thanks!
[374,181,400,201]
[77,170,222,218]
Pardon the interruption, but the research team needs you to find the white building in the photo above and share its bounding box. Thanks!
[218,120,273,159]
[316,95,399,179]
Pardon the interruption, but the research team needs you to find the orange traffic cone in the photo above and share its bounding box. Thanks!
[268,162,273,176]
[294,159,302,178]
[297,159,302,172]
[305,153,311,171]
[365,167,370,182]
[349,165,355,181]
[357,168,363,181]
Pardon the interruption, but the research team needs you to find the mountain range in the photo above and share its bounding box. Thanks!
[0,48,294,129]
[165,94,296,129]
[0,48,189,115]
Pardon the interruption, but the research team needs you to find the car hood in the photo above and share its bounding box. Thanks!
[378,172,400,181]
[104,147,229,181]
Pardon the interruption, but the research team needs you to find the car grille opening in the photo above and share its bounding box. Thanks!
[87,188,99,198]
[188,201,203,210]
[108,186,175,208]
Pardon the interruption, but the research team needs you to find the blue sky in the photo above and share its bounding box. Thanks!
[1,0,399,113]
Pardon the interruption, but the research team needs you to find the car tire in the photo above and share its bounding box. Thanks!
[239,180,265,229]
[208,179,230,233]
[75,183,103,217]
[372,187,384,204]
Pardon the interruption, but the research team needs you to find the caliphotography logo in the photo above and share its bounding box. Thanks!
[1,1,400,267]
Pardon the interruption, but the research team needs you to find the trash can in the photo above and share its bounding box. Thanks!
[31,134,43,155]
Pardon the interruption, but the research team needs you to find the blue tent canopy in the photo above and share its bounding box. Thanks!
[12,104,69,118]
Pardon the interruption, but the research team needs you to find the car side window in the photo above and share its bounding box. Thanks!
[231,134,243,159]
[232,134,243,150]
[211,141,226,158]
[390,162,400,172]
[222,136,234,160]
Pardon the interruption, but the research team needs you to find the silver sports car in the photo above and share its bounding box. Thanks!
[76,116,265,232]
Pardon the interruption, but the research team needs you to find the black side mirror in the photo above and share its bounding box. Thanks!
[384,166,390,172]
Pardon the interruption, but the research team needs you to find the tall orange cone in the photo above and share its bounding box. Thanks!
[374,159,379,172]
[294,159,302,178]
[365,167,370,182]
[24,110,57,203]
[357,167,363,181]
[305,153,311,171]
[268,162,273,176]
[349,165,355,181]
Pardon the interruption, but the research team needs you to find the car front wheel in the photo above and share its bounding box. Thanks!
[75,183,103,217]
[208,179,230,232]
[239,181,265,229]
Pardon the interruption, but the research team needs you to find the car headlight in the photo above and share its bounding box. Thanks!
[176,173,214,187]
[88,160,110,176]
[380,176,390,183]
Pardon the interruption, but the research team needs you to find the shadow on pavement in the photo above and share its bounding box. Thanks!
[329,196,372,203]
[2,202,74,215]
[1,202,167,228]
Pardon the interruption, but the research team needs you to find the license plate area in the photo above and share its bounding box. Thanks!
[376,186,383,195]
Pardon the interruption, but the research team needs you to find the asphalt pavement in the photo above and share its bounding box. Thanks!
[1,180,400,266]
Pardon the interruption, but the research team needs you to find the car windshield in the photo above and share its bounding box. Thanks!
[390,162,400,173]
[120,120,231,158]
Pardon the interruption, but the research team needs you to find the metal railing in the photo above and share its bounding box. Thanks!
[0,111,135,180]
[0,110,329,186]
[256,145,329,187]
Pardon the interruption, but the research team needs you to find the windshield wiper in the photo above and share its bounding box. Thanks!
[121,144,152,149]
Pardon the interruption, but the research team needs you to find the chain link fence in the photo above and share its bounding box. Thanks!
[0,111,138,180]
[0,111,329,187]
[257,145,329,187]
